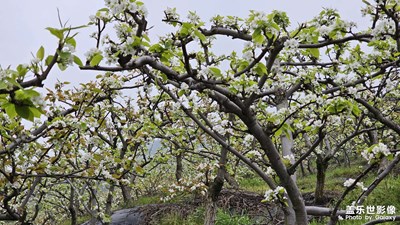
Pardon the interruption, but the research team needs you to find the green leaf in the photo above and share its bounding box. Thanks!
[98,7,109,12]
[45,55,54,66]
[160,73,168,82]
[135,165,145,175]
[29,107,43,118]
[66,37,76,48]
[16,64,28,77]
[3,103,17,118]
[15,105,34,121]
[254,63,267,76]
[178,89,185,97]
[149,44,163,53]
[46,27,64,40]
[61,25,88,32]
[36,46,45,61]
[309,48,320,58]
[193,30,207,42]
[90,54,103,66]
[252,28,265,44]
[180,23,193,37]
[58,63,68,71]
[209,67,222,77]
[274,127,283,137]
[73,55,84,67]
[351,104,362,116]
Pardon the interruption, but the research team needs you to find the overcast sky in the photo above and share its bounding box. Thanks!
[1,1,368,86]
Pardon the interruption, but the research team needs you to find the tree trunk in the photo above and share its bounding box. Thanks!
[204,144,228,225]
[244,115,306,225]
[176,152,183,183]
[224,172,239,189]
[315,155,328,205]
[105,185,115,216]
[121,184,133,206]
[204,176,224,225]
[277,97,296,182]
[300,160,305,177]
[69,185,77,225]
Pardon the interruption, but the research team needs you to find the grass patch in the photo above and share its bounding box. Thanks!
[238,176,267,194]
[132,195,161,206]
[157,207,256,225]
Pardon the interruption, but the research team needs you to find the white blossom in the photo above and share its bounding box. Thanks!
[284,38,299,49]
[372,19,395,38]
[283,154,295,164]
[62,44,75,53]
[343,178,355,187]
[242,51,253,61]
[187,11,200,24]
[181,82,189,90]
[266,167,275,176]
[361,143,391,164]
[164,7,179,20]
[244,83,260,94]
[31,57,41,64]
[84,48,102,59]
[318,25,333,36]
[343,178,367,191]
[249,11,268,29]
[247,150,262,159]
[199,67,212,79]
[264,186,287,202]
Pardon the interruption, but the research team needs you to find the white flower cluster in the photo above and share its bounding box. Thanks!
[31,93,45,110]
[164,7,179,20]
[187,11,200,24]
[89,10,111,23]
[361,143,391,164]
[229,74,261,95]
[243,134,254,147]
[213,119,230,135]
[283,154,295,165]
[247,150,262,160]
[0,68,14,90]
[242,50,253,61]
[283,38,299,50]
[266,167,276,176]
[248,11,268,30]
[114,23,137,41]
[105,0,148,16]
[50,120,67,129]
[84,48,102,60]
[347,86,358,97]
[264,186,287,202]
[343,178,367,191]
[62,44,75,54]
[243,83,260,95]
[310,10,355,39]
[102,74,124,89]
[160,179,207,202]
[199,67,212,79]
[372,19,396,39]
[31,57,41,64]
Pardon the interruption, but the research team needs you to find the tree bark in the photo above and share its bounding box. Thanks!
[69,185,77,225]
[121,184,133,206]
[277,96,296,183]
[105,185,115,216]
[224,172,239,189]
[315,155,328,205]
[204,144,228,225]
[176,152,183,183]
[204,176,224,225]
[241,110,306,225]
